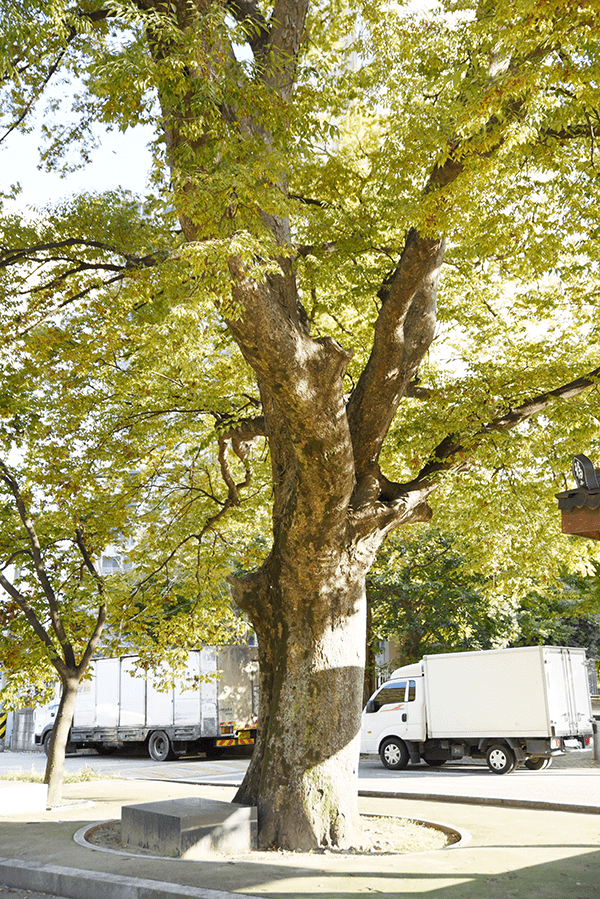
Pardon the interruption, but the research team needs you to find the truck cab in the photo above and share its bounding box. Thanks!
[361,663,425,768]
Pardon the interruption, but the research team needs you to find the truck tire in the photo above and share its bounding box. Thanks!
[424,758,447,767]
[148,730,175,761]
[524,756,552,770]
[380,737,410,770]
[43,731,76,756]
[486,743,517,774]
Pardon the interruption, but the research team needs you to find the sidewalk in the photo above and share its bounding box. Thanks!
[1,771,600,899]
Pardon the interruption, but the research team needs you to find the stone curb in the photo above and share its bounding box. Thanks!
[358,789,600,815]
[72,815,472,861]
[0,857,254,899]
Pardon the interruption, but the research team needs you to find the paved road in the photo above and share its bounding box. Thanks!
[0,748,599,899]
[1,747,598,812]
[0,748,251,784]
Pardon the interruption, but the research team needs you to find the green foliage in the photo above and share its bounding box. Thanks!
[367,529,513,668]
[368,530,600,678]
[0,188,265,700]
[512,565,600,658]
[2,0,600,692]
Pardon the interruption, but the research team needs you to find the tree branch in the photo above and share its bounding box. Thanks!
[0,238,166,271]
[129,416,265,598]
[17,273,128,335]
[0,41,73,145]
[260,0,309,99]
[77,601,107,676]
[346,30,597,484]
[0,569,65,675]
[347,229,445,479]
[226,0,270,57]
[406,366,600,490]
[0,462,75,667]
[0,8,114,136]
[74,528,104,592]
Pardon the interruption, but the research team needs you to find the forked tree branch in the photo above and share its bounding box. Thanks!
[0,462,74,666]
[348,28,596,482]
[0,568,63,669]
[404,365,600,491]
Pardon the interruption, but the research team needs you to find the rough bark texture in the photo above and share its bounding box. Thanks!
[132,0,448,850]
[230,554,368,848]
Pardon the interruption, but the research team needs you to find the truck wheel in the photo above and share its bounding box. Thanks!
[524,757,552,770]
[379,737,409,770]
[42,732,52,756]
[486,744,517,774]
[424,758,447,767]
[148,730,175,762]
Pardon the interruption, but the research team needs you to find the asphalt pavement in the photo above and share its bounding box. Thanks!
[0,750,599,899]
[4,746,597,813]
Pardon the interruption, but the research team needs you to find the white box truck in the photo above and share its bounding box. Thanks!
[361,646,594,774]
[34,645,259,761]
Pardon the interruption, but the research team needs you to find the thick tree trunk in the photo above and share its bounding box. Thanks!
[44,673,79,808]
[231,551,368,849]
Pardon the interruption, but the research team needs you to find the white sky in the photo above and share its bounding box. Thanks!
[0,1,440,212]
[0,121,154,210]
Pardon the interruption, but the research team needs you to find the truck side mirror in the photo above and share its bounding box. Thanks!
[365,699,377,714]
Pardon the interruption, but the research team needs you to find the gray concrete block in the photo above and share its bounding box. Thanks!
[121,797,257,858]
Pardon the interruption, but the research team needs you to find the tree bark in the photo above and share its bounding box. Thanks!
[230,550,368,848]
[44,673,79,808]
[4,0,599,851]
[131,0,596,851]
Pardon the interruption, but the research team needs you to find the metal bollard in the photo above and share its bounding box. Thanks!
[594,721,600,762]
[594,720,600,763]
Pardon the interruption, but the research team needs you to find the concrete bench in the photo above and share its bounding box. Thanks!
[121,796,257,858]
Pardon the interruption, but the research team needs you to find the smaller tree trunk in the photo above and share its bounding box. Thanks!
[44,673,80,808]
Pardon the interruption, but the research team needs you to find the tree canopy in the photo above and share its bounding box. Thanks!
[2,0,600,849]
[366,529,600,688]
[367,529,512,669]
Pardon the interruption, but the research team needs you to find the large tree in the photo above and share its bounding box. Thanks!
[2,0,600,849]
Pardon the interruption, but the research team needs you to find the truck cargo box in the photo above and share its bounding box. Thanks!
[423,645,592,739]
[35,645,259,760]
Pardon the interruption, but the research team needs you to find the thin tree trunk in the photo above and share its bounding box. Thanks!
[363,601,378,706]
[44,674,79,808]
